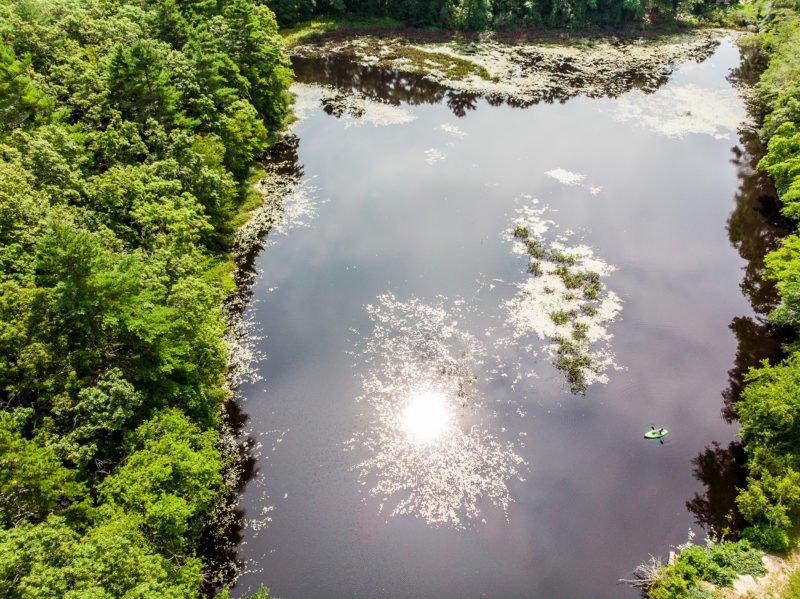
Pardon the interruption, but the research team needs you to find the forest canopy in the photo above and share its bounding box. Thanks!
[268,0,693,30]
[0,0,291,595]
[4,0,798,596]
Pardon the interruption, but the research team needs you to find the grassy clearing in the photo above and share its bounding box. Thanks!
[282,16,405,43]
[201,165,271,296]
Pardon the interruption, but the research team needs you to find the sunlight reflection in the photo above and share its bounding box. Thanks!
[402,391,453,445]
[348,294,525,529]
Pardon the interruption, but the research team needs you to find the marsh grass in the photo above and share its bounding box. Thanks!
[513,225,530,238]
[553,336,596,394]
[377,45,492,80]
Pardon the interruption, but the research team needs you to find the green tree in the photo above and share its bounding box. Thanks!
[99,409,225,553]
[735,354,800,549]
[106,40,180,125]
[9,124,89,204]
[763,236,800,338]
[0,43,53,134]
[451,0,492,29]
[222,1,293,132]
[181,24,246,125]
[218,99,269,178]
[0,414,90,528]
[48,368,143,468]
[0,515,203,598]
[0,159,47,282]
[30,222,226,425]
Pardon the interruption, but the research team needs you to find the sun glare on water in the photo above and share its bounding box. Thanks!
[402,392,452,445]
[350,294,525,528]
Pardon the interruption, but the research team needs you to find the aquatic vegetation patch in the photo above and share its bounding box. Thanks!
[544,168,603,195]
[612,83,748,140]
[382,45,492,80]
[293,82,417,127]
[348,294,525,528]
[424,148,446,164]
[289,31,725,108]
[502,200,622,394]
[292,37,493,81]
[437,122,467,139]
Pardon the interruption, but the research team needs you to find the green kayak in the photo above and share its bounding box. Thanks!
[644,428,668,439]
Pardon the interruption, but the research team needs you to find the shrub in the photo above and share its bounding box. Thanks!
[741,524,790,551]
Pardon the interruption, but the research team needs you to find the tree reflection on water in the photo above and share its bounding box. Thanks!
[687,111,792,537]
[686,440,747,536]
[290,51,681,119]
[204,138,305,595]
[722,125,792,424]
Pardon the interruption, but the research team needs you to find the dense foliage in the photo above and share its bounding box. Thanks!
[730,0,800,554]
[0,0,292,596]
[269,0,701,30]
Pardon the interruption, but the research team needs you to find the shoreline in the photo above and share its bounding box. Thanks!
[288,27,743,109]
[209,25,766,596]
[203,138,306,593]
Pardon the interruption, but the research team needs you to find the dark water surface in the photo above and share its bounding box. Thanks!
[230,38,789,599]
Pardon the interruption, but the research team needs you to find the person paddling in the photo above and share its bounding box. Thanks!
[644,426,668,440]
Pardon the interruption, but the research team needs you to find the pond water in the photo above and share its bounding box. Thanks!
[228,36,790,599]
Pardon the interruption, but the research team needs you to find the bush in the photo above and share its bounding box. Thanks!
[648,540,765,599]
[742,524,791,551]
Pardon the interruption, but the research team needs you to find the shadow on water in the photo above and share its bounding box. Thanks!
[233,136,304,292]
[686,51,793,536]
[686,440,747,537]
[292,55,453,107]
[720,125,793,425]
[293,53,485,118]
[201,138,304,595]
[199,400,258,595]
